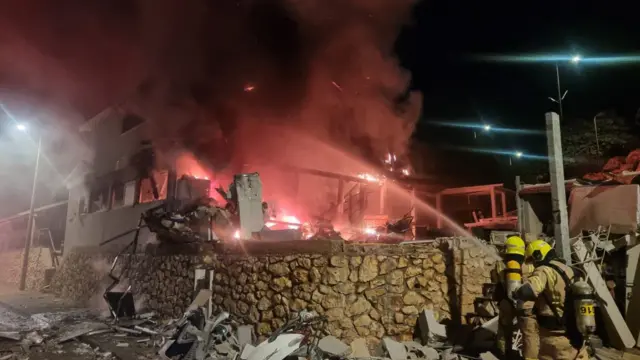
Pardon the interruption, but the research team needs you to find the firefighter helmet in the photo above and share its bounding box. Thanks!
[505,235,526,256]
[525,239,552,262]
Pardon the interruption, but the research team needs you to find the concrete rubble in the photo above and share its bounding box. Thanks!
[0,289,500,360]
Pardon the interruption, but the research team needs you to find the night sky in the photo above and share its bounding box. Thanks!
[398,0,640,182]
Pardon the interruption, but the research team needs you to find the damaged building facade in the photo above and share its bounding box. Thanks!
[64,106,212,252]
[63,105,437,253]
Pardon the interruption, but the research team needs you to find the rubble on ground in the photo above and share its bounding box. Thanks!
[0,289,499,360]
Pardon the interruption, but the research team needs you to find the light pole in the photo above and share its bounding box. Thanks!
[17,123,42,291]
[509,151,523,166]
[550,54,581,121]
[593,111,606,156]
[473,123,491,139]
[554,63,565,121]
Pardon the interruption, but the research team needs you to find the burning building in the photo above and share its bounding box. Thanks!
[62,103,441,253]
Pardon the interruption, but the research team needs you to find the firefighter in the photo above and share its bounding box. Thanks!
[517,247,539,360]
[491,235,535,359]
[513,240,589,360]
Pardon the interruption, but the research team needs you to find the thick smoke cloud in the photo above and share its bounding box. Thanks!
[136,0,422,174]
[0,0,422,216]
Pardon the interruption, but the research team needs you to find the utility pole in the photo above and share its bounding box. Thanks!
[593,112,605,156]
[545,112,571,264]
[19,135,42,291]
[555,63,564,121]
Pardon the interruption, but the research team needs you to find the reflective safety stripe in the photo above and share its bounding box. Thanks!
[523,263,535,274]
[529,275,545,293]
[505,260,522,282]
[506,272,522,281]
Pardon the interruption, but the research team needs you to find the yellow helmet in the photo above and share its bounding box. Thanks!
[504,235,525,256]
[525,239,552,262]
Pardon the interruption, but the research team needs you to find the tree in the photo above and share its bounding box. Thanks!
[562,111,640,165]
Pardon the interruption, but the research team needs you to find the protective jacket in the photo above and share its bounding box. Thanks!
[518,260,589,360]
[492,260,536,359]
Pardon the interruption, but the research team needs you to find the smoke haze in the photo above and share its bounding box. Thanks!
[0,0,422,216]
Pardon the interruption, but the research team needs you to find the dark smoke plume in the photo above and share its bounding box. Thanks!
[1,0,422,216]
[136,0,422,173]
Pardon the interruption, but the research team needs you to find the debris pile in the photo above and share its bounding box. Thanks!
[99,172,419,253]
[582,148,640,183]
[1,288,501,360]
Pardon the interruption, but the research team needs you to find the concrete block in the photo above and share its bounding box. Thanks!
[422,346,439,360]
[479,351,499,360]
[480,316,499,334]
[403,341,439,360]
[237,325,256,347]
[234,173,264,239]
[240,344,256,360]
[350,338,370,358]
[417,310,447,344]
[187,289,212,312]
[383,337,407,360]
[318,335,350,356]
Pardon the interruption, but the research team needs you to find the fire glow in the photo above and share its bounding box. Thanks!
[357,173,383,184]
[364,227,377,235]
[265,213,302,230]
[384,153,397,165]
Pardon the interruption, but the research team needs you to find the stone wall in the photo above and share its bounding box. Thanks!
[50,239,497,343]
[0,247,56,290]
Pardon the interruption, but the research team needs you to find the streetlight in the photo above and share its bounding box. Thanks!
[474,123,491,138]
[549,54,581,121]
[16,122,42,291]
[510,151,523,165]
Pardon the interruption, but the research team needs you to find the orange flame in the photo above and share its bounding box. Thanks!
[282,215,301,229]
[357,173,383,184]
[265,211,302,230]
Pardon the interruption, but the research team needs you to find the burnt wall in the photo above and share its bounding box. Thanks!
[50,239,497,343]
